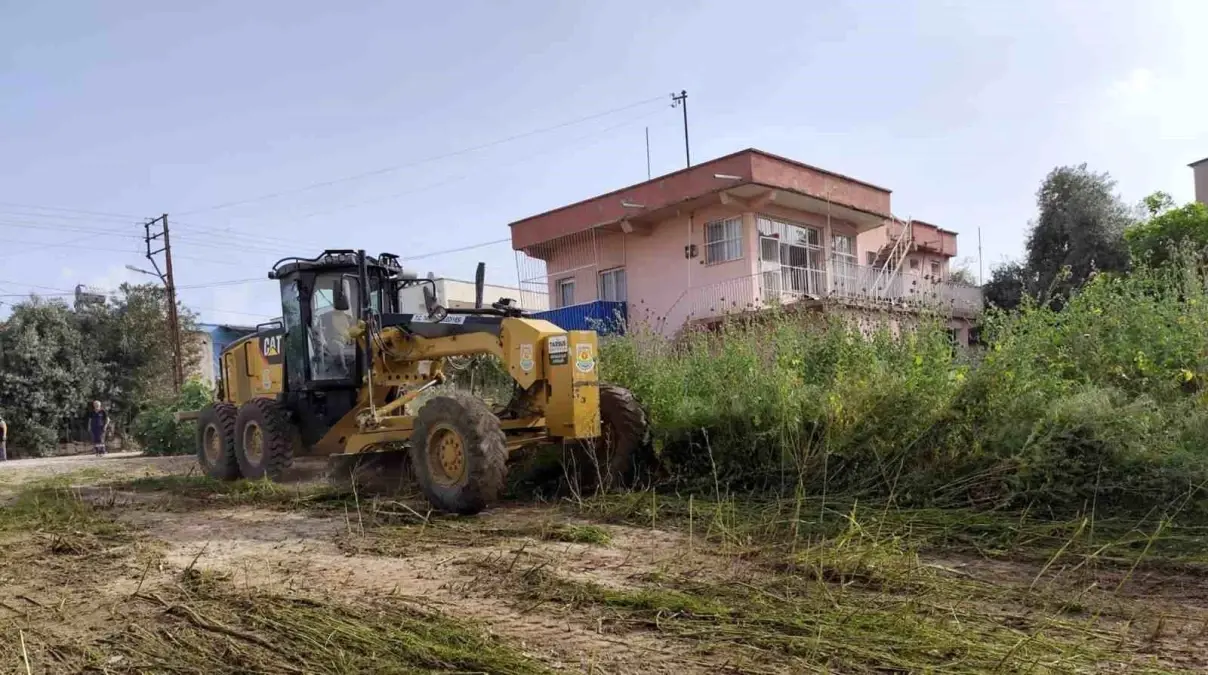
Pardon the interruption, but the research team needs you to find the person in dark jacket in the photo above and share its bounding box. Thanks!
[87,401,109,456]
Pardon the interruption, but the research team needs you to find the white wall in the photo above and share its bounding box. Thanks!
[399,278,548,313]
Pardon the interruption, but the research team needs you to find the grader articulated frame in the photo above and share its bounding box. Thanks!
[190,249,647,514]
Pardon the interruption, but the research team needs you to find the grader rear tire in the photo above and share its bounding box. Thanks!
[234,398,295,481]
[197,403,240,481]
[411,393,507,515]
[575,384,651,493]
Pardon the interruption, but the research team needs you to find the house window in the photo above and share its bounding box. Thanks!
[557,278,575,307]
[598,268,626,302]
[704,217,743,264]
[909,258,919,271]
[757,216,823,298]
[930,262,942,280]
[866,251,877,266]
[832,234,856,263]
[831,234,857,294]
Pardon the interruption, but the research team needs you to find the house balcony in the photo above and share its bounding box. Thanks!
[532,300,628,334]
[654,261,982,335]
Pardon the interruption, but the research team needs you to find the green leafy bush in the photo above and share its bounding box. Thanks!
[602,257,1208,520]
[133,379,213,456]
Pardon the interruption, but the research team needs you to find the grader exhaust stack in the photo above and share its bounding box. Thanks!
[188,249,648,515]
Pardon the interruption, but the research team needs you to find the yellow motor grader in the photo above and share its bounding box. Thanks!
[190,249,647,514]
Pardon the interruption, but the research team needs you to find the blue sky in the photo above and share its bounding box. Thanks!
[1,1,1204,324]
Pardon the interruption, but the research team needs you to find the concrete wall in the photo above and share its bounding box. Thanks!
[399,278,545,313]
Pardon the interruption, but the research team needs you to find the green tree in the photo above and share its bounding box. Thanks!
[0,298,103,454]
[982,261,1033,310]
[987,164,1134,311]
[1124,193,1208,267]
[89,283,204,437]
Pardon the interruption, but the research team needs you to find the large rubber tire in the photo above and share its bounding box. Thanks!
[411,393,507,515]
[197,403,240,481]
[234,398,295,481]
[575,384,651,493]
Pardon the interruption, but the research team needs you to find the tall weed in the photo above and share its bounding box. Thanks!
[602,260,1208,520]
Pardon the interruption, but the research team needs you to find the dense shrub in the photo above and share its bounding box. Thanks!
[133,379,213,456]
[602,259,1208,520]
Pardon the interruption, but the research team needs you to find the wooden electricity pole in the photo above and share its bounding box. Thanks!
[144,214,183,393]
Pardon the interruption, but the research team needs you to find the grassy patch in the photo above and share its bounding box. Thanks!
[108,474,358,511]
[110,579,549,674]
[477,532,1188,674]
[573,491,1208,568]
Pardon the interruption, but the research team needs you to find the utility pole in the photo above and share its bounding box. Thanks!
[977,227,984,286]
[670,90,689,168]
[143,214,183,393]
[645,126,652,180]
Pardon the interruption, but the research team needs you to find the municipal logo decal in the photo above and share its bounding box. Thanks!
[518,344,534,372]
[574,343,595,373]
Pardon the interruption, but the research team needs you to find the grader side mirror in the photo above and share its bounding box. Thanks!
[422,284,448,322]
[332,279,350,312]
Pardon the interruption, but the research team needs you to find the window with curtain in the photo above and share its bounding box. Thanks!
[704,217,743,264]
[557,278,575,307]
[831,234,857,294]
[756,216,823,295]
[598,268,626,302]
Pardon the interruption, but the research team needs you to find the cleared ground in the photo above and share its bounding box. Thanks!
[3,452,1208,673]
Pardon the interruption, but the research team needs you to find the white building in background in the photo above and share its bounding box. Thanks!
[1192,156,1208,206]
[398,277,548,313]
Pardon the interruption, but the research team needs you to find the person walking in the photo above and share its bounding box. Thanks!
[87,401,109,457]
[0,414,7,461]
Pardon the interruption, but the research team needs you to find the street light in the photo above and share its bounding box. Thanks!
[125,264,159,278]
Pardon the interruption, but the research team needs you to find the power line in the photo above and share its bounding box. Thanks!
[401,238,510,261]
[285,106,671,222]
[176,95,666,215]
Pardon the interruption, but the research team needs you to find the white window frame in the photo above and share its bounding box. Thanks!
[557,278,575,308]
[930,261,942,280]
[704,217,743,265]
[597,267,626,302]
[756,215,824,297]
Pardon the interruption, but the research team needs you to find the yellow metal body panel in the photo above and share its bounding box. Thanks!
[219,334,284,405]
[310,317,603,456]
[545,330,600,439]
[501,318,564,390]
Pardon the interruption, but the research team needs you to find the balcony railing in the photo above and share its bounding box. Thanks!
[653,260,982,335]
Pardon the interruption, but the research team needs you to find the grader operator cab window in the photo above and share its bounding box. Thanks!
[309,273,358,381]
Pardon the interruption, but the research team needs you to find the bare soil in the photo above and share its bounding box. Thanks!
[3,453,1208,673]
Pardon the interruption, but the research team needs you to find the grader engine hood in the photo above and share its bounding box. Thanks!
[365,313,602,441]
[502,319,601,440]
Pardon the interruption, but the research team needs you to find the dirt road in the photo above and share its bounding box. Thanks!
[3,453,1207,673]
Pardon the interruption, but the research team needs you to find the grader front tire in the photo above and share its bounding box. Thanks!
[234,398,295,481]
[576,384,651,493]
[411,393,507,515]
[197,403,240,481]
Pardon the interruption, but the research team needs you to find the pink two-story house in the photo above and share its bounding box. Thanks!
[511,149,981,343]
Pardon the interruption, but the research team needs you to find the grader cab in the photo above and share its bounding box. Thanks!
[192,249,647,514]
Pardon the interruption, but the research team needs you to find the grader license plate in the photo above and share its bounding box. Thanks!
[548,335,569,365]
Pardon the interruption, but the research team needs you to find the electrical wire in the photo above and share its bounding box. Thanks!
[175,95,666,215]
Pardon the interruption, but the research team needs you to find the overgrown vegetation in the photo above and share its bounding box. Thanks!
[603,254,1208,521]
[0,283,202,455]
[133,379,214,456]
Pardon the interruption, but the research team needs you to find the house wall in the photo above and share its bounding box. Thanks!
[537,200,880,332]
[1195,163,1208,206]
[749,153,891,216]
